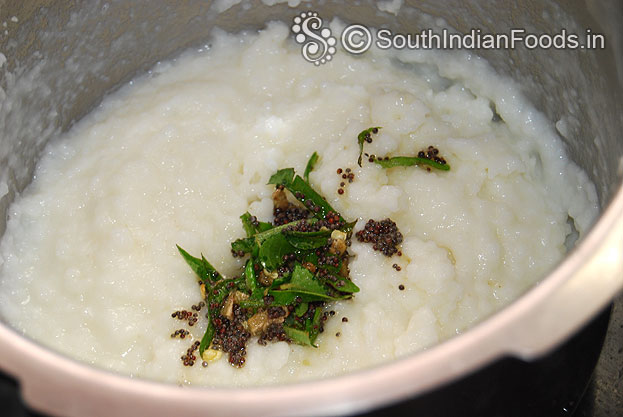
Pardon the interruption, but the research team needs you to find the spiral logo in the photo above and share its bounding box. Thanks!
[341,24,372,54]
[292,12,337,65]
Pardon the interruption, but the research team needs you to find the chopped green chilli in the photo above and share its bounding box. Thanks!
[176,162,358,367]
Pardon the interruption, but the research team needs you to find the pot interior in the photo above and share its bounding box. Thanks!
[0,0,621,389]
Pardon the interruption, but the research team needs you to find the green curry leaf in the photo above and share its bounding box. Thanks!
[283,228,331,250]
[267,168,295,187]
[357,126,381,167]
[283,326,316,347]
[198,318,215,357]
[258,233,296,271]
[304,152,319,183]
[374,156,450,171]
[176,245,221,282]
[325,277,360,293]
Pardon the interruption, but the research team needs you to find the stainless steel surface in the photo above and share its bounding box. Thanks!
[0,1,621,416]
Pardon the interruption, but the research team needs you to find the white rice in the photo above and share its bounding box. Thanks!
[0,22,598,386]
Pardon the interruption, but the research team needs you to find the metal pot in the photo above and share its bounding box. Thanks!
[0,1,621,416]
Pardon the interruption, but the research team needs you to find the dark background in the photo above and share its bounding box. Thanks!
[575,296,622,417]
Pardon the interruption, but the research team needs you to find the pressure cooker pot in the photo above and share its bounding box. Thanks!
[0,1,621,416]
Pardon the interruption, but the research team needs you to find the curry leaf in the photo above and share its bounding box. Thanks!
[269,290,336,305]
[342,220,358,234]
[357,126,382,167]
[240,212,273,237]
[289,264,328,294]
[233,220,308,262]
[304,152,319,183]
[269,167,347,226]
[283,326,315,347]
[199,276,244,357]
[307,307,323,346]
[243,258,263,300]
[231,237,255,254]
[325,277,360,293]
[374,156,450,171]
[254,219,308,244]
[268,168,295,187]
[295,302,309,317]
[269,264,340,303]
[257,221,273,233]
[290,175,337,220]
[176,245,221,282]
[283,228,331,250]
[198,318,215,357]
[209,277,245,309]
[238,298,265,310]
[258,233,296,271]
[240,212,257,238]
